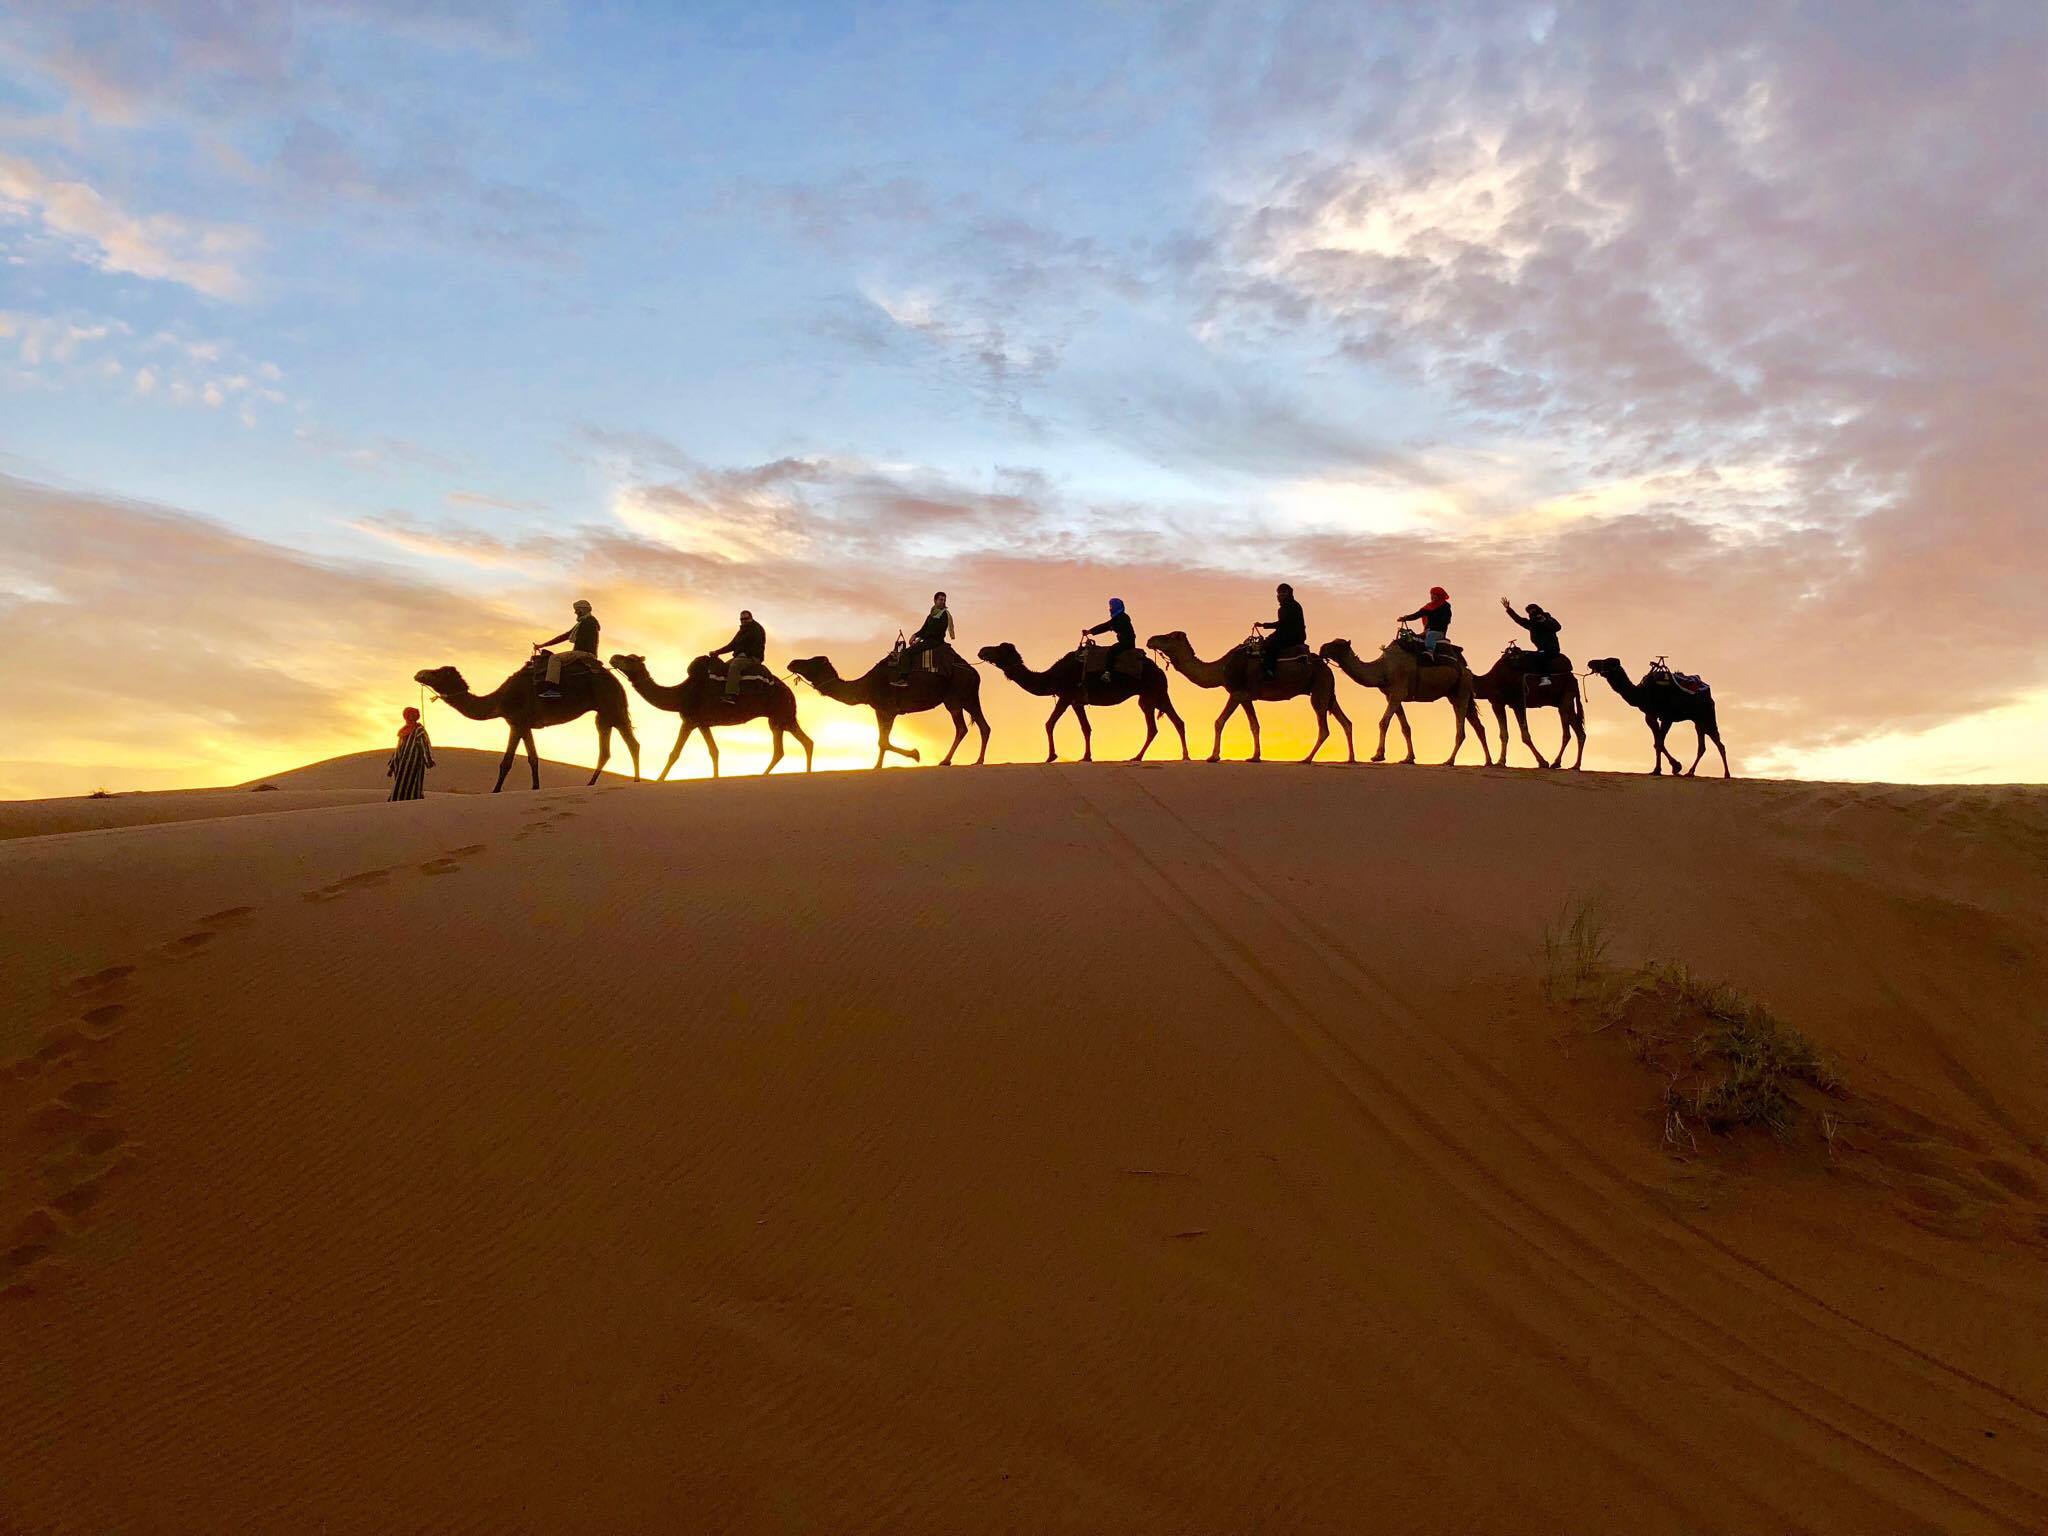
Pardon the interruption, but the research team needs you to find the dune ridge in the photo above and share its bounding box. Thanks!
[3,765,2044,1533]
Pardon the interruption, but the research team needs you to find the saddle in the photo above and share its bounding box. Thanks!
[1647,662,1710,696]
[1397,633,1465,666]
[1503,643,1573,676]
[1078,644,1145,680]
[526,650,604,679]
[711,658,776,694]
[892,641,960,676]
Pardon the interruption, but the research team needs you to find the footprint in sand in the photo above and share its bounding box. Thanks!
[80,1003,128,1038]
[66,963,135,997]
[199,906,257,927]
[157,930,216,958]
[1976,1159,2043,1201]
[59,1080,117,1115]
[6,1209,62,1277]
[421,844,488,875]
[302,869,394,902]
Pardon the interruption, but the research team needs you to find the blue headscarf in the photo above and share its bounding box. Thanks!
[1108,597,1125,617]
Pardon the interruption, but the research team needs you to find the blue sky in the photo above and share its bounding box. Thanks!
[3,1,2044,790]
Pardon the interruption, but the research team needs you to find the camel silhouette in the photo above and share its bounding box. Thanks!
[976,641,1190,763]
[1145,631,1355,763]
[1471,649,1585,770]
[788,650,991,768]
[1318,636,1491,766]
[610,654,814,779]
[1588,658,1730,777]
[413,661,641,792]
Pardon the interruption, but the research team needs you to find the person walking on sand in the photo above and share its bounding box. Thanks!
[387,706,435,801]
[535,599,601,698]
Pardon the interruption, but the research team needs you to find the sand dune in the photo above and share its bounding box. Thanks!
[3,765,2044,1533]
[0,749,632,841]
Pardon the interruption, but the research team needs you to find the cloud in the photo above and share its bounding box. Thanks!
[1176,0,2048,743]
[0,470,524,793]
[0,152,257,297]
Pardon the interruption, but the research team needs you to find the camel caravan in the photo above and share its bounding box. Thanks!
[412,586,1729,792]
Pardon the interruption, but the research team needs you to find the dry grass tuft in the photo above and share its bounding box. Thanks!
[1544,910,1845,1152]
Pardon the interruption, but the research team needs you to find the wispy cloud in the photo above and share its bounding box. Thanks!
[0,153,257,297]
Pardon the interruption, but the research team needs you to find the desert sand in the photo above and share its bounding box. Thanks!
[0,749,633,842]
[4,762,2044,1533]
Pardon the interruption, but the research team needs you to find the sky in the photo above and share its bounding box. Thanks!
[2,0,2043,794]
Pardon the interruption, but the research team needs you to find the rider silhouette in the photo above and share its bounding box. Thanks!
[1253,583,1306,679]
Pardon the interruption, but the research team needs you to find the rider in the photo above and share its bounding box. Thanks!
[1397,586,1453,657]
[711,608,767,701]
[535,599,600,698]
[892,591,956,687]
[1500,596,1564,669]
[1252,582,1306,679]
[1082,597,1136,679]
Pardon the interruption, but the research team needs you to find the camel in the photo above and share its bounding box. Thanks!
[1318,636,1491,766]
[1587,658,1731,777]
[976,642,1189,763]
[413,659,641,792]
[1145,631,1355,763]
[610,654,814,779]
[1471,649,1585,770]
[787,649,990,768]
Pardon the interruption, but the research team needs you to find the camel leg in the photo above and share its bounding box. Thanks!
[1132,702,1159,763]
[971,700,991,765]
[1713,732,1731,777]
[1649,719,1673,774]
[1569,703,1587,770]
[1464,699,1492,766]
[1075,701,1093,763]
[792,719,815,772]
[1164,696,1189,760]
[1245,701,1263,762]
[491,726,520,792]
[523,729,542,789]
[1332,696,1355,763]
[1552,709,1571,770]
[1044,698,1068,763]
[940,704,968,767]
[590,720,614,785]
[1515,705,1541,768]
[1444,699,1468,766]
[876,713,920,767]
[763,727,784,776]
[1303,703,1329,763]
[1371,700,1394,763]
[620,718,641,782]
[702,727,721,779]
[661,722,695,781]
[1685,722,1708,777]
[1209,697,1238,763]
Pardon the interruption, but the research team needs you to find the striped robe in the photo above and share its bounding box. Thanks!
[387,728,433,801]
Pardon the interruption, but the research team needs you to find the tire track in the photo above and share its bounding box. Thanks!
[1064,766,2047,1533]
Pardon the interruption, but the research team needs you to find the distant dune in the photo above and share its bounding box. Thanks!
[3,764,2044,1533]
[0,749,632,841]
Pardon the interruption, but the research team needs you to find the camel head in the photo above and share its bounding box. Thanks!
[684,655,716,681]
[977,642,1023,671]
[1145,631,1190,667]
[1586,657,1624,680]
[413,666,469,697]
[787,656,837,688]
[608,653,649,680]
[1317,639,1355,662]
